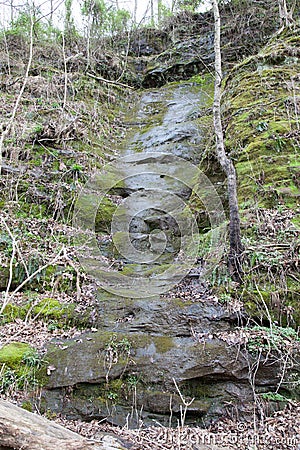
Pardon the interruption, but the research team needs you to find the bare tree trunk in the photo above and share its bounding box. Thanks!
[50,0,54,23]
[0,399,127,450]
[62,32,68,110]
[158,0,162,24]
[84,12,92,70]
[211,0,244,282]
[171,0,177,13]
[133,0,138,24]
[10,0,14,23]
[150,0,155,25]
[65,0,73,37]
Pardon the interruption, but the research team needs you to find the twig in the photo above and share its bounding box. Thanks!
[1,228,16,315]
[255,281,273,333]
[10,247,65,297]
[62,32,68,110]
[86,72,134,90]
[116,27,131,83]
[62,247,81,301]
[172,378,194,427]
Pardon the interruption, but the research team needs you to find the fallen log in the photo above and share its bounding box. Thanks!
[0,399,129,450]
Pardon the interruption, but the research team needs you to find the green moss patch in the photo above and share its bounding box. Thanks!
[0,342,44,394]
[32,297,74,320]
[96,197,117,232]
[0,342,32,369]
[0,296,92,329]
[223,34,300,208]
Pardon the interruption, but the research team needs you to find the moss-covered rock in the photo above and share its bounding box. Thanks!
[223,28,300,208]
[0,296,93,329]
[32,297,75,321]
[39,325,290,426]
[96,198,118,233]
[0,342,45,394]
[74,193,117,233]
[0,342,32,369]
[221,26,300,326]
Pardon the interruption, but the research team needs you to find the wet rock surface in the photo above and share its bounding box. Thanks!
[40,77,296,428]
[128,29,171,57]
[41,303,283,427]
[73,81,222,297]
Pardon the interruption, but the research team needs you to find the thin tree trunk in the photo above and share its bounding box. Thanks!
[158,0,162,24]
[0,13,35,174]
[133,0,138,24]
[50,0,54,23]
[10,0,14,23]
[62,32,68,109]
[65,0,73,37]
[150,0,154,25]
[211,0,244,282]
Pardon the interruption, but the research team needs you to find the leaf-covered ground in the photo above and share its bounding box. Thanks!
[54,403,300,449]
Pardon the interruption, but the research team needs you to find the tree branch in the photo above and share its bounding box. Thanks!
[86,72,134,90]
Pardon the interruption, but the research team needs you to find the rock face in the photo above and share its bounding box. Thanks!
[222,25,300,326]
[128,29,171,57]
[39,82,233,427]
[39,17,300,425]
[39,71,297,428]
[142,35,215,88]
[41,295,284,427]
[139,1,283,88]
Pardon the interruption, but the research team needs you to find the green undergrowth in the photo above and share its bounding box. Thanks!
[246,325,300,355]
[0,80,130,220]
[0,342,43,394]
[0,213,87,299]
[0,257,78,294]
[0,296,91,329]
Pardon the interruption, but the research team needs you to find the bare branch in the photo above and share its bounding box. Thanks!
[86,72,134,90]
